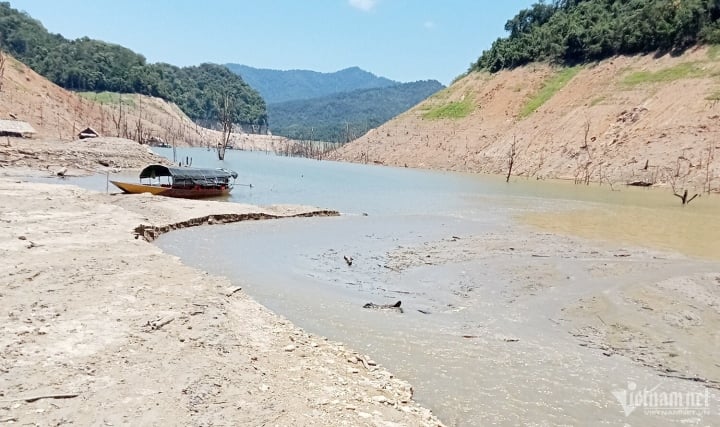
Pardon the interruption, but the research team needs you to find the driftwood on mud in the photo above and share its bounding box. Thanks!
[224,286,243,297]
[1,393,79,403]
[145,316,175,331]
[363,300,403,313]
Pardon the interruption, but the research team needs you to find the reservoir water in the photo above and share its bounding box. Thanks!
[72,148,720,425]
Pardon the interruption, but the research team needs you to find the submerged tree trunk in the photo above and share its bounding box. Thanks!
[216,93,234,161]
[674,189,699,206]
[506,137,517,183]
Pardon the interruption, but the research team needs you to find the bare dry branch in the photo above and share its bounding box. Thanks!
[665,166,700,205]
[706,140,715,194]
[0,49,5,93]
[217,93,233,160]
[506,137,517,183]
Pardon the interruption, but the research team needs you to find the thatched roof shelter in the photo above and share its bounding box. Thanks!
[0,119,36,137]
[78,127,100,139]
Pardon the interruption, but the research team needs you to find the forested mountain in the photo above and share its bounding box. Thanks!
[225,64,397,103]
[0,2,267,128]
[475,0,720,72]
[267,80,444,143]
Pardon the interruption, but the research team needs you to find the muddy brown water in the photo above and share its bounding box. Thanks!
[158,214,719,426]
[517,182,720,261]
[63,149,720,425]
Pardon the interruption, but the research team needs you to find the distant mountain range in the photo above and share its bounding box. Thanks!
[226,64,444,142]
[225,64,398,104]
[267,80,444,143]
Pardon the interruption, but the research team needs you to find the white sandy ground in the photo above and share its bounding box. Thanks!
[0,177,441,426]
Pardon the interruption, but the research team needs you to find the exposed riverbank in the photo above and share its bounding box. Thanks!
[3,139,719,425]
[0,176,441,426]
[329,48,720,192]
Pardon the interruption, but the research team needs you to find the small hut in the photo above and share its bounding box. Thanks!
[147,135,169,147]
[78,127,100,139]
[0,120,36,138]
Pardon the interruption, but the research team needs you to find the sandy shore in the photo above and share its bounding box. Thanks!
[0,176,441,426]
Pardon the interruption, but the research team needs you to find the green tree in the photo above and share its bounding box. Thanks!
[474,0,720,73]
[0,2,267,129]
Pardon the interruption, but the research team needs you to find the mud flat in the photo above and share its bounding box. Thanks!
[156,193,720,425]
[384,227,720,389]
[0,177,441,426]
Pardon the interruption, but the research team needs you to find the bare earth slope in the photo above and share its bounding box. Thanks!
[331,47,720,190]
[0,55,199,144]
[0,54,291,150]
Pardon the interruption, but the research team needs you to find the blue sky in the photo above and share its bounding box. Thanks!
[10,0,537,85]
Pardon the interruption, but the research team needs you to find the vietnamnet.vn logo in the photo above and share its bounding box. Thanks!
[612,382,711,418]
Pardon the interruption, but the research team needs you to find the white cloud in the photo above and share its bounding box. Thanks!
[348,0,378,12]
[423,20,436,30]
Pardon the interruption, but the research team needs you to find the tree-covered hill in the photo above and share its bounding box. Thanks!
[225,64,397,104]
[474,0,720,72]
[0,2,266,128]
[268,80,444,143]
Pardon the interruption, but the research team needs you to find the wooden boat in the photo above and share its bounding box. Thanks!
[111,164,238,199]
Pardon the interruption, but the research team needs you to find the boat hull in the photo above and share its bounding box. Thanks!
[110,181,232,199]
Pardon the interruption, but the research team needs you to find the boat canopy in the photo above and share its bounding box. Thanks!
[139,164,238,180]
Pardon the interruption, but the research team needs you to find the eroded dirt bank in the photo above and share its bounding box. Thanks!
[330,48,720,191]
